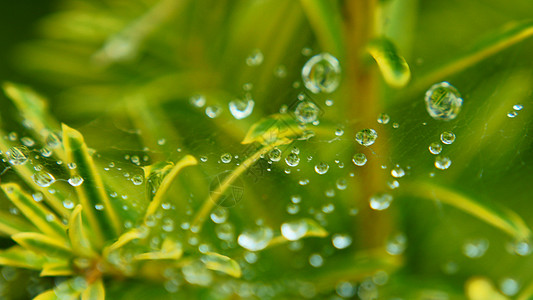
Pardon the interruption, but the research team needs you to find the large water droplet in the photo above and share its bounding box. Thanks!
[237,227,273,251]
[332,233,352,249]
[210,207,228,224]
[500,278,520,296]
[190,94,206,108]
[229,99,254,120]
[205,106,222,118]
[314,162,329,175]
[377,113,390,124]
[68,175,84,187]
[302,53,341,94]
[6,146,28,166]
[386,233,407,255]
[32,171,56,187]
[294,100,320,124]
[391,165,405,178]
[369,193,393,210]
[220,153,232,164]
[285,153,300,167]
[429,142,442,155]
[440,131,456,144]
[132,175,144,185]
[355,129,378,146]
[425,81,463,121]
[268,147,282,162]
[281,219,308,241]
[435,156,452,170]
[352,153,367,166]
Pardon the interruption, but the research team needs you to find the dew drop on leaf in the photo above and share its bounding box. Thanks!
[429,142,443,155]
[386,233,407,255]
[377,113,390,124]
[435,156,452,170]
[425,81,463,121]
[352,153,367,166]
[190,95,206,108]
[391,165,405,178]
[281,219,308,241]
[369,193,393,210]
[246,49,264,66]
[294,100,320,124]
[332,233,352,249]
[237,227,273,251]
[462,238,489,258]
[220,153,232,164]
[355,129,378,146]
[205,105,222,118]
[132,175,144,185]
[6,146,28,166]
[440,131,456,144]
[268,147,282,162]
[285,153,300,167]
[32,171,55,187]
[68,175,84,187]
[229,99,254,120]
[302,53,341,94]
[314,162,329,175]
[309,253,324,267]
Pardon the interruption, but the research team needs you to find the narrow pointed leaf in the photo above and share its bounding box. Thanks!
[68,205,96,257]
[41,260,74,276]
[417,20,533,90]
[81,278,105,300]
[62,124,121,248]
[0,210,36,236]
[12,232,72,258]
[144,155,197,220]
[403,181,531,241]
[0,246,45,270]
[134,237,182,261]
[299,0,344,58]
[242,114,304,145]
[33,290,57,300]
[1,183,67,241]
[103,227,147,257]
[201,252,242,278]
[367,37,411,88]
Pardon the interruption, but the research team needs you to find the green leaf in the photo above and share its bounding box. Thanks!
[466,277,509,300]
[0,210,36,236]
[299,0,344,58]
[62,124,121,248]
[81,278,105,300]
[201,252,242,278]
[68,205,96,257]
[134,237,183,261]
[242,114,304,145]
[518,280,533,300]
[12,232,72,258]
[402,181,531,241]
[143,155,198,220]
[0,246,45,270]
[103,227,147,257]
[40,260,74,276]
[1,183,67,241]
[367,37,411,88]
[33,290,57,300]
[416,20,533,91]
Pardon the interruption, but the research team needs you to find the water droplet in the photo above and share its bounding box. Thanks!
[336,178,347,190]
[302,53,341,94]
[32,171,55,187]
[500,278,520,296]
[332,233,352,249]
[285,153,300,167]
[309,253,324,267]
[440,131,455,144]
[68,175,84,187]
[246,49,264,66]
[299,179,309,185]
[95,204,104,211]
[190,95,206,108]
[391,165,405,178]
[335,128,344,136]
[229,99,254,120]
[513,104,523,111]
[281,220,308,241]
[512,240,531,256]
[435,156,452,170]
[322,202,335,212]
[462,238,489,258]
[157,138,166,146]
[386,233,407,255]
[507,111,518,118]
[205,105,222,118]
[287,204,300,214]
[268,147,282,162]
[210,207,228,224]
[132,175,144,185]
[238,227,273,251]
[369,193,393,211]
[336,281,356,298]
[314,162,329,175]
[68,163,77,170]
[355,128,378,146]
[294,100,320,124]
[377,113,390,124]
[6,146,28,165]
[387,180,400,190]
[200,156,208,162]
[429,142,442,155]
[325,99,334,106]
[220,153,232,164]
[352,153,367,166]
[425,81,463,120]
[63,199,74,209]
[20,137,35,147]
[32,192,44,202]
[45,132,61,149]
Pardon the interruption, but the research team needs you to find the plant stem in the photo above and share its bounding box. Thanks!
[344,0,393,249]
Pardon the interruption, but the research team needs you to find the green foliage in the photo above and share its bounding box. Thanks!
[0,0,533,299]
